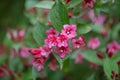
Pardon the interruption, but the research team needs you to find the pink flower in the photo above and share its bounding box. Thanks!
[55,46,71,58]
[46,28,59,36]
[75,53,83,64]
[18,47,30,58]
[45,35,57,48]
[68,12,73,18]
[17,29,25,42]
[96,51,104,59]
[48,58,58,71]
[88,10,106,25]
[8,29,25,42]
[61,24,77,39]
[89,62,98,70]
[57,34,68,47]
[40,45,52,58]
[32,58,45,71]
[0,66,7,77]
[82,0,95,8]
[87,38,100,49]
[11,48,18,57]
[46,21,52,25]
[72,36,86,49]
[65,0,71,3]
[106,41,120,57]
[29,48,42,58]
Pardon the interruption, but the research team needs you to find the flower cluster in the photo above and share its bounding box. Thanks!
[29,24,86,71]
[106,41,120,57]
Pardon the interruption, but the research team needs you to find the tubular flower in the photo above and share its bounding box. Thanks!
[72,36,86,49]
[57,34,68,47]
[55,46,71,58]
[106,41,120,57]
[45,35,57,48]
[87,38,100,49]
[61,24,77,39]
[82,0,95,8]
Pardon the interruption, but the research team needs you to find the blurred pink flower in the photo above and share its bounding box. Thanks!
[8,29,25,42]
[45,35,57,48]
[40,45,52,58]
[82,0,95,8]
[96,51,104,59]
[29,48,41,58]
[61,24,77,39]
[40,72,46,79]
[68,12,73,18]
[32,58,45,71]
[46,28,59,36]
[106,41,120,57]
[72,36,86,49]
[18,47,30,58]
[46,21,52,25]
[75,53,83,64]
[11,48,18,57]
[0,66,7,77]
[87,38,100,49]
[64,0,71,3]
[17,29,25,42]
[57,34,68,47]
[48,58,58,71]
[88,10,106,25]
[55,46,71,58]
[89,62,98,70]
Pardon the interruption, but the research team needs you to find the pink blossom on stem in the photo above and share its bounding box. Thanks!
[11,48,18,57]
[82,0,95,8]
[29,48,41,58]
[75,53,83,64]
[96,51,104,59]
[46,21,52,25]
[89,62,98,70]
[32,58,45,71]
[68,12,73,18]
[18,47,30,58]
[61,24,77,39]
[45,35,57,48]
[55,46,71,58]
[0,66,7,77]
[46,28,59,36]
[88,10,106,25]
[72,36,86,49]
[57,34,68,47]
[48,58,58,71]
[17,29,25,42]
[40,45,52,58]
[106,41,120,57]
[87,38,100,49]
[65,0,71,3]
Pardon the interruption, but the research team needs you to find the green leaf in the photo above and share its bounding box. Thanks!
[111,51,120,62]
[77,24,92,34]
[35,1,55,9]
[32,23,49,46]
[87,74,95,80]
[90,24,104,32]
[112,23,120,40]
[53,53,63,70]
[53,49,81,70]
[32,66,37,80]
[82,50,103,65]
[103,58,119,80]
[50,0,69,31]
[0,54,7,65]
[66,0,82,8]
